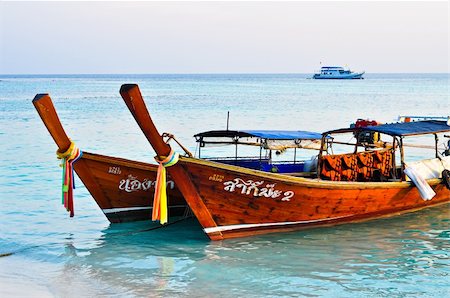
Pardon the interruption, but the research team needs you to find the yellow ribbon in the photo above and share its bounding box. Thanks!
[56,141,76,159]
[153,149,179,224]
[55,140,82,217]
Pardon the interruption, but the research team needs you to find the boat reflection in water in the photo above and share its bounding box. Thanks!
[51,204,449,296]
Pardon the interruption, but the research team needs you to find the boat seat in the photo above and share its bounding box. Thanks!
[341,154,358,181]
[320,149,394,182]
[320,155,342,181]
[357,151,375,181]
[373,149,393,177]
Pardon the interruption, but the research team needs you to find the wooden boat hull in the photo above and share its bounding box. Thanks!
[32,93,188,224]
[178,158,450,240]
[73,152,187,223]
[117,83,450,241]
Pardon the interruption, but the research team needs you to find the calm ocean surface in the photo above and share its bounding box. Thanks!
[0,73,449,297]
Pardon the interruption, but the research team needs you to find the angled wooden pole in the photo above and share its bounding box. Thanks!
[119,84,222,240]
[33,94,71,152]
[32,94,113,209]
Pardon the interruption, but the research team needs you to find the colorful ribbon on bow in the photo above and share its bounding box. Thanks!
[153,149,179,224]
[56,141,82,217]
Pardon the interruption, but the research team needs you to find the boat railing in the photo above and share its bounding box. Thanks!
[206,156,270,170]
[261,161,307,174]
[206,156,313,174]
[206,156,267,161]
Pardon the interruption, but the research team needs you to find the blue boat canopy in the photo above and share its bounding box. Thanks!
[326,120,450,137]
[242,130,323,140]
[363,120,450,136]
[195,130,323,140]
[194,129,324,150]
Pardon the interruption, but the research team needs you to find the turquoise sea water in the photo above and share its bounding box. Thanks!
[0,74,449,297]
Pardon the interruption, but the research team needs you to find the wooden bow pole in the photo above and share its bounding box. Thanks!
[33,94,72,152]
[119,84,222,240]
[33,94,113,210]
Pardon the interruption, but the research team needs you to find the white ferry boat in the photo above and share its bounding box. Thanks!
[313,66,364,79]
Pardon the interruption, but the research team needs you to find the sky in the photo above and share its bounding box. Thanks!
[0,1,448,74]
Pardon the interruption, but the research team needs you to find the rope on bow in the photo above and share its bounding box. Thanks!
[153,148,179,224]
[162,132,194,157]
[56,140,82,217]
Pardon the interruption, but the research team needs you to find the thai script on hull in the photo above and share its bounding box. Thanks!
[223,178,294,201]
[119,174,175,193]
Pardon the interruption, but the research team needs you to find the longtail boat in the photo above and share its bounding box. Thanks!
[119,84,450,240]
[33,94,187,223]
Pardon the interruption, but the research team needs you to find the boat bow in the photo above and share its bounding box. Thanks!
[119,84,223,240]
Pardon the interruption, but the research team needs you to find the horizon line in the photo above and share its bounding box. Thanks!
[1,72,449,76]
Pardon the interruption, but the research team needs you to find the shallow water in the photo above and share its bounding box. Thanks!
[0,74,449,297]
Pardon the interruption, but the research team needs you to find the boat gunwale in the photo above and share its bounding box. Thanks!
[82,151,158,172]
[179,156,443,189]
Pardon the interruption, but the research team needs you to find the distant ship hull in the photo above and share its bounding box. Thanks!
[312,66,365,79]
[313,72,365,79]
